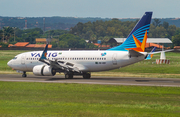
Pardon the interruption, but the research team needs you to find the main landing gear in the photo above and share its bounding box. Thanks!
[83,73,91,79]
[64,72,91,79]
[22,71,27,77]
[65,73,73,79]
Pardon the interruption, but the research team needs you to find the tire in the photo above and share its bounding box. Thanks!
[65,74,73,79]
[83,73,91,79]
[22,74,27,77]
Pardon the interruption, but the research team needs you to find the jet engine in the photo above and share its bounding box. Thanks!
[33,65,56,76]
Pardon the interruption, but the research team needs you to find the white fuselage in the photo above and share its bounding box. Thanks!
[7,50,147,72]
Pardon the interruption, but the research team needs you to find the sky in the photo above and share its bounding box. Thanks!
[0,0,180,18]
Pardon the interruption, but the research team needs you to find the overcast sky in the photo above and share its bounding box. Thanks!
[0,0,180,18]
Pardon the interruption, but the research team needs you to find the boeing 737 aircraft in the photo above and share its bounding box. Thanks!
[8,12,155,79]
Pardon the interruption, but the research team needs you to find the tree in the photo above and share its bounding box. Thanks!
[59,40,69,48]
[172,34,180,46]
[2,27,14,43]
[153,18,161,27]
[162,21,169,29]
[90,34,97,43]
[58,33,86,48]
[0,42,8,47]
[22,30,42,44]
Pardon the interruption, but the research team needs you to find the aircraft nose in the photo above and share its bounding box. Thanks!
[7,60,12,67]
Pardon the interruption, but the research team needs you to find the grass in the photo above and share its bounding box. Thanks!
[1,50,180,78]
[1,50,180,116]
[0,82,180,117]
[0,50,29,71]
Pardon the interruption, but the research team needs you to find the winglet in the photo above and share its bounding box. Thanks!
[145,47,157,60]
[39,44,48,60]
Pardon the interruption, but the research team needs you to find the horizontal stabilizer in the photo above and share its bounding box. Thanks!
[145,47,157,60]
[129,49,143,57]
[148,49,174,55]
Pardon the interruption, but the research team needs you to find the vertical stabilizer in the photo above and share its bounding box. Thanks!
[39,44,48,60]
[108,12,152,51]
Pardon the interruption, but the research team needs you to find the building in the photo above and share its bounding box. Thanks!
[36,38,47,44]
[14,42,29,47]
[108,38,172,48]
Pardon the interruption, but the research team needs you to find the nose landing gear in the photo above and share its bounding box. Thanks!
[22,71,27,77]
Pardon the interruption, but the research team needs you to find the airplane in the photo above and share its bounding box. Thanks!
[8,12,156,79]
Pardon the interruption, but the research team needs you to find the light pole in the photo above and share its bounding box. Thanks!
[13,27,16,42]
[3,29,4,43]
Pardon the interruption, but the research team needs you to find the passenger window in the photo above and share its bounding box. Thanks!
[13,57,17,60]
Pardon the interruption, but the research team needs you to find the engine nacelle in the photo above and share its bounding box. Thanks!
[33,65,56,76]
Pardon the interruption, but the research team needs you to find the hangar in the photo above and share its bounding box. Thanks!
[108,38,172,48]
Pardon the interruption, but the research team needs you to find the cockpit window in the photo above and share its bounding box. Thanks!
[13,57,17,60]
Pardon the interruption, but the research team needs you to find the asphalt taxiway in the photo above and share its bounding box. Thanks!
[0,74,180,87]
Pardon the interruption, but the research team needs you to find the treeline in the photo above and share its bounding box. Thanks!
[70,19,180,47]
[1,18,180,48]
[0,27,97,48]
[0,16,110,30]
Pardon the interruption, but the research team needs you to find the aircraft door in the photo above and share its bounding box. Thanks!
[112,53,117,65]
[21,54,25,65]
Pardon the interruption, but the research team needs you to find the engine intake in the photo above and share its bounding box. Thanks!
[33,65,56,76]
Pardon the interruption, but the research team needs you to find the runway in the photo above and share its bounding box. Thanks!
[0,74,180,87]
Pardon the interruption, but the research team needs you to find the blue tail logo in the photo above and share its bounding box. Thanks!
[40,44,48,60]
[108,12,152,51]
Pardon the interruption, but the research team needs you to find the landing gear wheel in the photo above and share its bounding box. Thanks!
[83,73,91,79]
[65,74,73,79]
[22,72,27,77]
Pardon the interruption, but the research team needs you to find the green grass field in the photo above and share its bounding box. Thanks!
[0,82,180,117]
[1,50,180,78]
[1,50,180,116]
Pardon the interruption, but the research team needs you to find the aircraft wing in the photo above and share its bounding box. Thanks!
[39,44,86,73]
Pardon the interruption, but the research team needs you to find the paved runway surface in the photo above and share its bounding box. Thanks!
[0,74,180,87]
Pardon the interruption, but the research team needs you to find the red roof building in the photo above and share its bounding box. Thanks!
[146,43,163,48]
[26,44,36,48]
[14,42,29,47]
[93,43,110,48]
[8,44,14,47]
[26,44,52,48]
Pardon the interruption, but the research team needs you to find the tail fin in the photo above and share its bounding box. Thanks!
[39,44,48,60]
[108,12,153,51]
[145,47,157,60]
